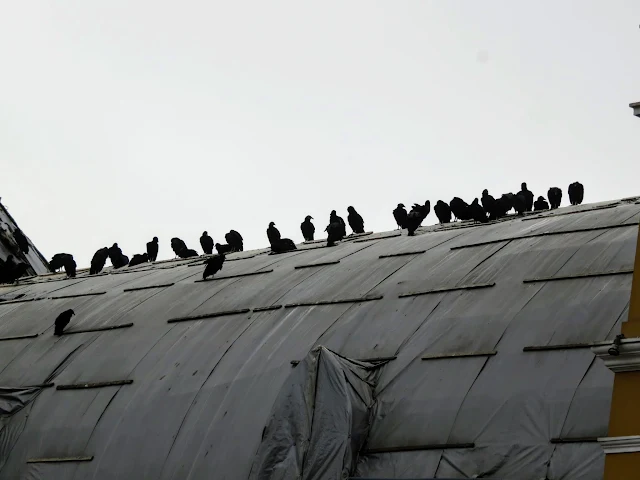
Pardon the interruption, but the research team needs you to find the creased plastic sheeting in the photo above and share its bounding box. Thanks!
[249,347,379,480]
[0,386,43,416]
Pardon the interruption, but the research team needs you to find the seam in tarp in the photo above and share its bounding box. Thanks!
[421,351,497,360]
[61,323,134,335]
[26,456,94,463]
[523,268,634,283]
[363,443,475,454]
[550,437,599,444]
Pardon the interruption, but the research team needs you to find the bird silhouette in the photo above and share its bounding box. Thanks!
[54,309,75,336]
[450,197,471,221]
[128,253,149,267]
[568,182,584,205]
[225,230,244,252]
[90,247,110,275]
[496,193,515,217]
[50,253,74,272]
[64,256,77,278]
[200,231,214,255]
[300,216,315,241]
[406,201,430,236]
[0,255,29,284]
[12,229,29,254]
[203,253,225,280]
[393,204,407,229]
[271,238,297,253]
[329,211,346,239]
[481,190,500,220]
[534,196,550,211]
[267,222,281,246]
[146,237,159,262]
[547,187,562,209]
[434,200,452,224]
[470,199,488,223]
[512,192,527,215]
[518,183,534,212]
[108,244,129,268]
[347,206,365,234]
[215,243,233,255]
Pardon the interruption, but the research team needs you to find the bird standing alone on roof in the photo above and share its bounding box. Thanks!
[534,196,550,211]
[547,187,562,209]
[393,204,407,229]
[200,232,214,255]
[203,253,225,280]
[347,207,365,234]
[518,183,534,212]
[434,200,451,224]
[406,201,430,236]
[568,182,584,205]
[54,309,75,336]
[90,247,109,275]
[146,237,159,262]
[225,230,244,252]
[300,216,315,241]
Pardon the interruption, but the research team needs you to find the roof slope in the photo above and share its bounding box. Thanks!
[1,197,639,479]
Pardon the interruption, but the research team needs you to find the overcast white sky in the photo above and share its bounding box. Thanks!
[1,1,639,267]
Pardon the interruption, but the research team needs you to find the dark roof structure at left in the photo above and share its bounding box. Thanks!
[0,200,49,275]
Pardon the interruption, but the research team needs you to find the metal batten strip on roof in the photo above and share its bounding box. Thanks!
[0,297,42,305]
[354,233,402,243]
[523,343,594,352]
[294,261,340,269]
[56,380,133,390]
[49,292,107,300]
[167,308,251,323]
[291,355,396,366]
[27,456,94,464]
[123,283,175,292]
[521,203,619,221]
[194,270,274,282]
[422,351,497,360]
[0,333,39,342]
[523,269,634,283]
[379,250,426,258]
[363,443,475,454]
[399,283,495,298]
[450,223,638,250]
[550,437,599,444]
[252,305,283,312]
[284,295,383,308]
[61,323,134,335]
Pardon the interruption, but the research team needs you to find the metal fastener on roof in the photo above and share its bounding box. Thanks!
[362,443,475,454]
[283,295,383,308]
[194,270,274,282]
[167,308,251,323]
[550,437,599,444]
[450,222,638,250]
[252,305,283,312]
[523,269,634,283]
[379,250,426,258]
[523,343,595,352]
[421,351,497,360]
[61,323,134,335]
[49,292,107,300]
[0,333,39,342]
[56,380,133,390]
[521,203,619,221]
[27,456,94,464]
[294,261,340,269]
[399,283,495,298]
[123,283,175,292]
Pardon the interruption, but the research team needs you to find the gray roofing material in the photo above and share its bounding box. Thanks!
[0,198,637,479]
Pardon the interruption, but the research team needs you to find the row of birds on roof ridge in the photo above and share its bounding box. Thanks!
[0,182,585,285]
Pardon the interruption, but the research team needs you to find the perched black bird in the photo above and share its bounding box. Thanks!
[481,190,499,220]
[146,237,159,262]
[434,200,452,224]
[63,256,77,278]
[512,192,527,215]
[108,243,129,268]
[326,222,342,247]
[518,182,534,212]
[547,187,562,209]
[496,193,515,217]
[54,309,75,336]
[128,253,149,267]
[393,204,408,229]
[215,243,233,255]
[300,216,315,241]
[534,196,550,211]
[200,231,214,255]
[329,211,346,239]
[469,199,488,223]
[271,238,297,253]
[50,253,74,272]
[170,238,196,259]
[347,206,365,234]
[0,255,29,284]
[568,182,584,206]
[12,229,29,254]
[90,247,109,275]
[450,197,472,221]
[406,201,431,236]
[267,222,281,246]
[203,254,225,280]
[225,230,244,252]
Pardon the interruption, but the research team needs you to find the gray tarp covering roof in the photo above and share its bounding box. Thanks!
[0,197,638,479]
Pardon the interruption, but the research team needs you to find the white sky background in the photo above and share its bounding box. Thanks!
[1,1,639,267]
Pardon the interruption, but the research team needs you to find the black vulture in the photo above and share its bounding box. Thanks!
[54,309,75,336]
[63,256,77,278]
[203,253,225,280]
[534,196,550,211]
[568,182,584,205]
[128,253,149,267]
[90,247,110,275]
[519,182,534,212]
[50,253,73,272]
[146,237,159,262]
[171,238,196,259]
[329,211,346,239]
[300,216,315,241]
[267,222,281,246]
[450,197,471,221]
[512,192,527,215]
[215,243,233,255]
[200,231,214,255]
[393,204,408,229]
[326,222,342,247]
[434,200,452,224]
[406,201,430,236]
[469,199,488,223]
[271,238,297,253]
[481,190,499,220]
[0,255,29,283]
[547,187,562,209]
[496,193,515,217]
[12,229,29,254]
[347,206,365,234]
[108,243,129,268]
[225,230,244,252]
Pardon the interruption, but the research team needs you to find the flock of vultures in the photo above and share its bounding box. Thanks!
[0,181,585,286]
